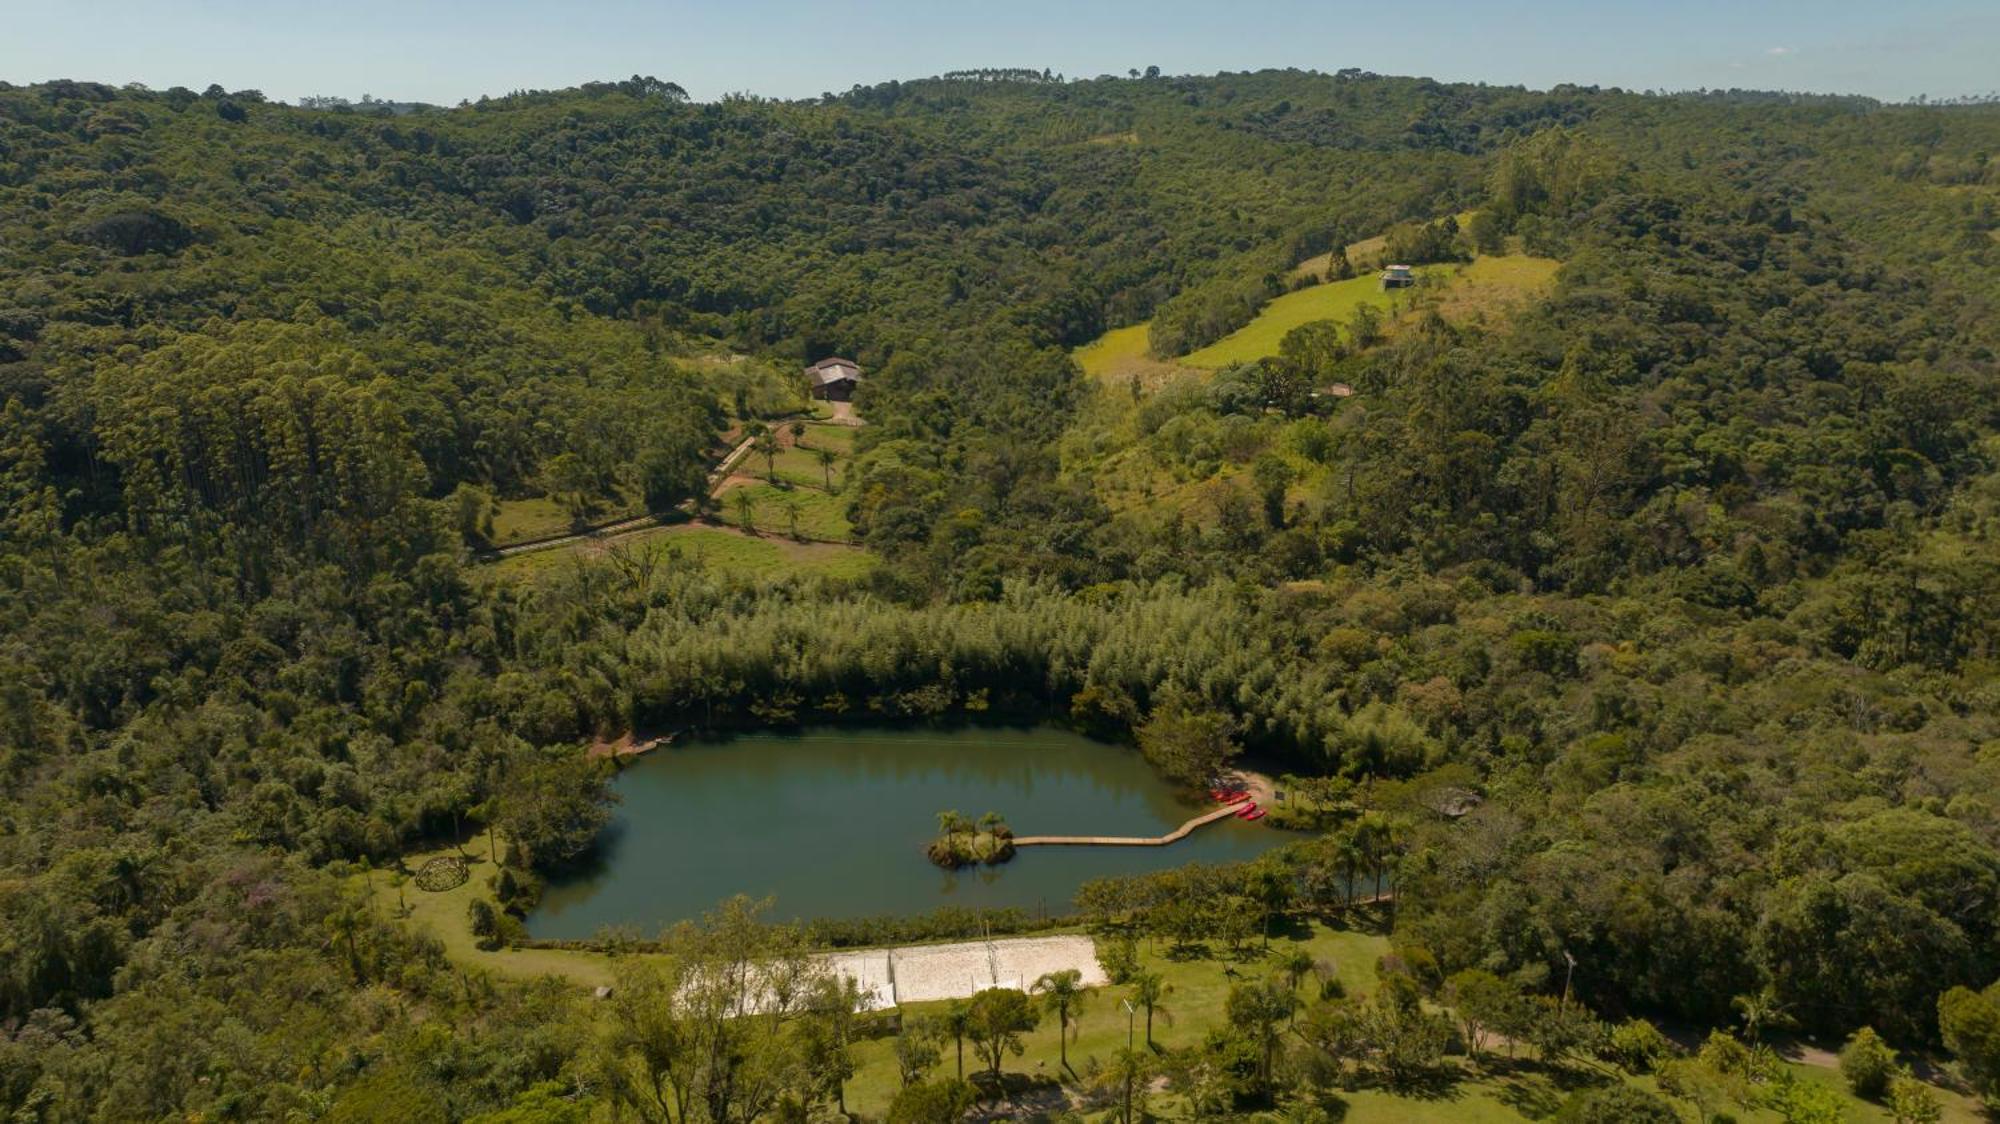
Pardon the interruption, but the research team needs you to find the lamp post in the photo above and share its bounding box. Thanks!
[1122,998,1136,1124]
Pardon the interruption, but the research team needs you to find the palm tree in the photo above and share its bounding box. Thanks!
[1034,969,1088,1072]
[732,489,755,534]
[1280,948,1316,994]
[755,431,779,482]
[1130,970,1172,1049]
[1733,986,1793,1044]
[816,446,837,490]
[780,493,803,540]
[944,999,970,1079]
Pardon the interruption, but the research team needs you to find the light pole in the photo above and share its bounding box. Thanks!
[1122,998,1136,1124]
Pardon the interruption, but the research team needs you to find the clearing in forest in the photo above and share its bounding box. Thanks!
[489,523,875,583]
[1182,268,1445,368]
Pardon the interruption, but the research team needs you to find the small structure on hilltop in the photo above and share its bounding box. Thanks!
[806,357,862,401]
[1380,264,1415,290]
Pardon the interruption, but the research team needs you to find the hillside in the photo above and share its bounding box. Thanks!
[2,69,2000,1121]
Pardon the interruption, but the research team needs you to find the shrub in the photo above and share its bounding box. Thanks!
[1554,1085,1678,1124]
[1607,1017,1673,1074]
[886,1078,976,1124]
[1838,1026,1896,1099]
[467,898,502,951]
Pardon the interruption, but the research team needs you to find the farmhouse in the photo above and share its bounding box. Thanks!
[1380,264,1415,290]
[806,357,862,401]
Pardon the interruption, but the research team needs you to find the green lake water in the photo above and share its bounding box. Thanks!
[527,724,1290,938]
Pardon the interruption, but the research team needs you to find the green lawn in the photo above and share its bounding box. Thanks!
[488,524,876,583]
[1182,269,1443,368]
[767,445,847,490]
[798,421,857,454]
[722,481,854,542]
[1073,323,1153,379]
[489,489,645,546]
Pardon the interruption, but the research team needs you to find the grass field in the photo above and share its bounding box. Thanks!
[489,524,876,582]
[489,489,644,546]
[798,420,857,453]
[1182,269,1442,368]
[720,480,855,542]
[1071,322,1194,388]
[1424,252,1561,325]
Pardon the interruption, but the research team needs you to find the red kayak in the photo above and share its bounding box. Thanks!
[1234,802,1261,819]
[1214,790,1249,805]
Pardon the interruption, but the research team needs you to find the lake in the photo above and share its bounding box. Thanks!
[527,724,1289,938]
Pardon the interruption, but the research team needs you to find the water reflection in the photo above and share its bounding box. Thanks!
[528,724,1288,938]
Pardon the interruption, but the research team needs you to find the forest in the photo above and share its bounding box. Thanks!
[2,66,2000,1120]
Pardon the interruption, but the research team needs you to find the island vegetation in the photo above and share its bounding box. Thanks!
[926,810,1016,869]
[1,65,1999,1120]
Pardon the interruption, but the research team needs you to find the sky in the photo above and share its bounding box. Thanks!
[3,0,1996,106]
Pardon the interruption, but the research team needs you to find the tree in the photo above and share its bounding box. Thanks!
[1839,1026,1896,1099]
[1467,208,1506,255]
[1134,703,1242,788]
[801,974,865,1116]
[1939,982,2000,1099]
[1226,976,1298,1095]
[1444,969,1521,1062]
[894,1015,944,1087]
[1346,303,1383,349]
[963,988,1039,1078]
[816,447,837,490]
[1130,970,1172,1048]
[1032,969,1088,1072]
[1732,986,1792,1045]
[497,755,618,872]
[732,489,757,533]
[751,424,780,483]
[942,1000,971,1080]
[545,451,597,522]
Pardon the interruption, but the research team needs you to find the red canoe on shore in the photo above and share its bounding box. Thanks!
[1234,802,1261,819]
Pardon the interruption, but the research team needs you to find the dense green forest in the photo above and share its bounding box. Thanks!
[3,67,2000,1120]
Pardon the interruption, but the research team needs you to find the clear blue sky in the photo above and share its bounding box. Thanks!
[5,0,1996,105]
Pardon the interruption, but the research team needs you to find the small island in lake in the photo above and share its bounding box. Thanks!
[926,809,1015,869]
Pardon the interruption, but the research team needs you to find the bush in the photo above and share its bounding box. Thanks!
[1838,1026,1896,1099]
[1607,1017,1673,1074]
[886,1078,977,1124]
[467,899,502,950]
[1554,1085,1679,1124]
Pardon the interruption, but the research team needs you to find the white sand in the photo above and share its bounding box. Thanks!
[821,934,1103,1009]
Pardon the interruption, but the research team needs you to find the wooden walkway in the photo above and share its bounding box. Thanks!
[1012,804,1244,848]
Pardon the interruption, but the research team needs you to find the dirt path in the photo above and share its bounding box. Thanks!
[488,408,859,564]
[492,511,663,557]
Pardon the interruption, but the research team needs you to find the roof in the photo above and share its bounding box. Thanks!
[807,357,860,373]
[812,367,859,386]
[1382,264,1414,273]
